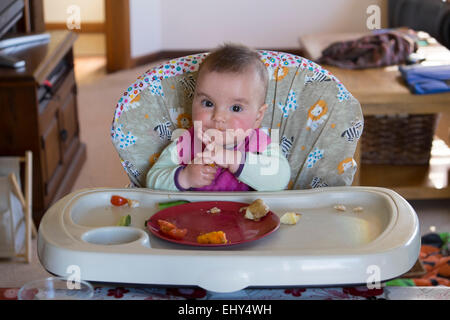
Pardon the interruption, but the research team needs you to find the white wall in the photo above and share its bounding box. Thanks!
[43,0,104,23]
[129,0,162,58]
[44,0,388,58]
[158,0,388,50]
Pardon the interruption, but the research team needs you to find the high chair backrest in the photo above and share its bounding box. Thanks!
[111,51,363,189]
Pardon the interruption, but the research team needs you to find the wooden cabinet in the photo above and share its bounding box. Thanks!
[0,31,86,225]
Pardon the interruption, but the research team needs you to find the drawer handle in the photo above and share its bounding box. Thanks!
[60,129,68,142]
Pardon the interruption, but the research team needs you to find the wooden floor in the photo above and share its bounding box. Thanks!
[73,33,107,85]
[74,55,107,85]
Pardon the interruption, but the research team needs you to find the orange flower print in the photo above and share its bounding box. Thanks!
[274,67,289,81]
[130,94,141,104]
[129,94,141,110]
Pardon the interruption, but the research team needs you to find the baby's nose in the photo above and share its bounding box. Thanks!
[212,108,227,123]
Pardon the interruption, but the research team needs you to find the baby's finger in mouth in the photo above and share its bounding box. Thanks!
[205,165,217,173]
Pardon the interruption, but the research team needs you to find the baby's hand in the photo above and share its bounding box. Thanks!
[197,129,224,147]
[177,163,217,189]
[201,143,242,173]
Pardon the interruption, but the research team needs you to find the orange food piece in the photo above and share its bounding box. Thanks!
[157,219,187,240]
[111,195,128,206]
[111,195,139,207]
[197,231,227,244]
[167,228,187,240]
[157,219,176,232]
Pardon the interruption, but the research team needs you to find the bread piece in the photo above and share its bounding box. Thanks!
[243,199,269,221]
[280,212,301,225]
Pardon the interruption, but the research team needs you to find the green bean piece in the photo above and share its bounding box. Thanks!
[157,200,190,210]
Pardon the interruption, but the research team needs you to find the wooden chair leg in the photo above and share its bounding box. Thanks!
[9,173,25,207]
[24,151,33,263]
[8,172,36,236]
[9,173,31,263]
[8,150,34,263]
[31,222,37,238]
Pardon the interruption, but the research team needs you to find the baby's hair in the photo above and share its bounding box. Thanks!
[198,43,268,104]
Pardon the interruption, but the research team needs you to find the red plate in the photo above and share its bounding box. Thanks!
[146,201,280,246]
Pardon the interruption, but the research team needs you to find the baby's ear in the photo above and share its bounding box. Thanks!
[254,103,268,128]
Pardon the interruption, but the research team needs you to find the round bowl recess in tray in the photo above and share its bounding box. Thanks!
[146,201,280,246]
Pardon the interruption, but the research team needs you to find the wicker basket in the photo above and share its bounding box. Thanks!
[361,114,440,165]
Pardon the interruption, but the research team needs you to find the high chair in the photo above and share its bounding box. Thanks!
[37,57,425,290]
[111,51,363,189]
[0,151,36,263]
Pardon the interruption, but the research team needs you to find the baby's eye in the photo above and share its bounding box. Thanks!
[231,105,242,112]
[201,100,214,108]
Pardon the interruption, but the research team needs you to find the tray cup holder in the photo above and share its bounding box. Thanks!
[82,227,144,245]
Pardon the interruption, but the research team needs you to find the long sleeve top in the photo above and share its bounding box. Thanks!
[146,127,291,192]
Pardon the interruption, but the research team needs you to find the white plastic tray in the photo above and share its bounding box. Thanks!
[38,186,420,293]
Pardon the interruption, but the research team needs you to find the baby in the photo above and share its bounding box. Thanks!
[146,44,290,191]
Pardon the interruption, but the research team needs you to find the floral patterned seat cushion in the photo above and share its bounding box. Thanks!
[111,51,363,189]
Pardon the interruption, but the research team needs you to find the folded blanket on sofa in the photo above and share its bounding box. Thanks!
[399,64,450,94]
[317,31,417,69]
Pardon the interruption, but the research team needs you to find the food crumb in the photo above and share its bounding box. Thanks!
[127,199,140,208]
[208,207,221,214]
[334,204,347,212]
[352,206,364,213]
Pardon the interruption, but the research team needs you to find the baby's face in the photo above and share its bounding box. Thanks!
[192,69,267,147]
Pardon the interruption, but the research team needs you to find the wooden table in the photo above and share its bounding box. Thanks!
[299,32,450,199]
